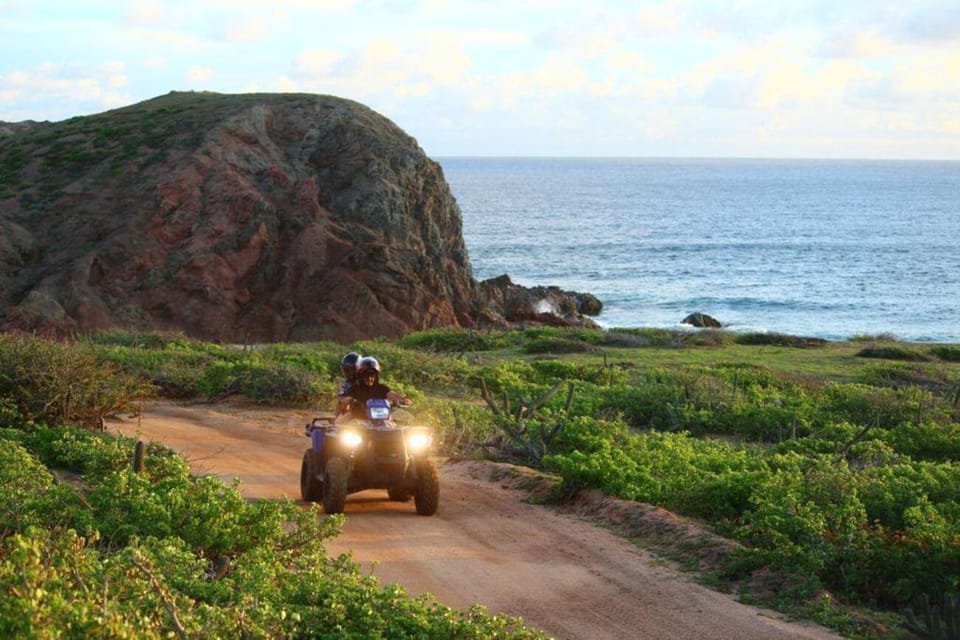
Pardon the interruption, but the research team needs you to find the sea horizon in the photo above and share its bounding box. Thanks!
[437,155,960,163]
[440,156,960,344]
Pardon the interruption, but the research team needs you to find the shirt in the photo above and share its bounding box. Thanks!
[348,381,392,418]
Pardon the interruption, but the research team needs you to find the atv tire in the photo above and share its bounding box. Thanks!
[300,450,322,502]
[387,487,412,502]
[322,457,349,514]
[414,459,440,516]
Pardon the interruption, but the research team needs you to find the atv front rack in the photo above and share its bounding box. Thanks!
[305,416,336,436]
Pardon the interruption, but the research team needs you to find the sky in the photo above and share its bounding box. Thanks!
[1,0,959,159]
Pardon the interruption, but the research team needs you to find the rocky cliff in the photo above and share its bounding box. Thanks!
[0,91,600,342]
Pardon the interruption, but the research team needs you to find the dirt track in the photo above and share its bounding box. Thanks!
[110,401,844,640]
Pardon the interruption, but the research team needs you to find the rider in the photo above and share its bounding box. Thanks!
[348,356,410,419]
[335,351,361,417]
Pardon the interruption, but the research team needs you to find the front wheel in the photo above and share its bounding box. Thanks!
[322,457,349,514]
[414,459,440,516]
[300,450,322,502]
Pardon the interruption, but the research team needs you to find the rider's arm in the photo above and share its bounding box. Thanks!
[335,381,353,416]
[386,389,411,407]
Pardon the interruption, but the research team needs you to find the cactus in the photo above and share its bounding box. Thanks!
[903,593,960,639]
[133,440,146,473]
[480,378,573,464]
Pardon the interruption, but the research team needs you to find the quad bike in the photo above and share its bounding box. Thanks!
[300,399,440,516]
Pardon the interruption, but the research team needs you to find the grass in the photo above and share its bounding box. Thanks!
[522,338,875,382]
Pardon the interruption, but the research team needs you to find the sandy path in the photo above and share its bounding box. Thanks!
[110,401,844,640]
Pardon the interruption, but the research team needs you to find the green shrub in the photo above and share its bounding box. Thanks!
[856,345,931,361]
[850,333,898,342]
[522,326,605,345]
[0,441,93,536]
[238,362,322,405]
[858,362,952,392]
[528,359,623,386]
[601,328,727,348]
[399,328,515,352]
[521,336,593,354]
[734,332,828,348]
[85,328,188,349]
[0,419,548,639]
[0,334,152,427]
[818,382,946,430]
[930,345,960,363]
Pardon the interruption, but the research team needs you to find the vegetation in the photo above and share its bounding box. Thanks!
[0,333,544,639]
[3,325,960,638]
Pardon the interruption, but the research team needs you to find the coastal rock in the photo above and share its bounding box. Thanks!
[681,312,722,328]
[477,274,601,328]
[0,92,599,342]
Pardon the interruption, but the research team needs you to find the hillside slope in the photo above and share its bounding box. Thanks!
[0,92,599,341]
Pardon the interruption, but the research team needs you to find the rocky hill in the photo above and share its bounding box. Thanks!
[0,91,600,342]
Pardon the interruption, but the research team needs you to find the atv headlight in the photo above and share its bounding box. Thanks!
[340,431,363,448]
[406,432,432,452]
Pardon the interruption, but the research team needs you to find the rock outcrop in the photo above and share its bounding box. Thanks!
[681,312,721,328]
[478,275,603,327]
[0,91,600,342]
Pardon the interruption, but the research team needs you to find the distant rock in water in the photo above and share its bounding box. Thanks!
[681,313,722,328]
[0,91,600,342]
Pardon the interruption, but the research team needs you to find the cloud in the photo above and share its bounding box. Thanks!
[125,1,166,27]
[888,3,960,44]
[187,66,215,83]
[0,61,134,120]
[142,56,168,70]
[1,0,957,158]
[293,50,342,76]
[223,17,269,43]
[289,37,471,101]
[817,28,898,59]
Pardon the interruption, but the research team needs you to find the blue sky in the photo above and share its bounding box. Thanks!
[2,0,958,159]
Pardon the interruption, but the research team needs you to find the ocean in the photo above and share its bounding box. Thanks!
[438,157,960,343]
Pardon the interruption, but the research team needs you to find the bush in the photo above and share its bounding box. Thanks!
[528,359,622,386]
[818,382,946,430]
[0,424,548,639]
[399,328,515,352]
[238,362,322,405]
[0,441,93,535]
[856,345,931,362]
[602,327,700,348]
[521,336,593,354]
[85,328,189,349]
[930,345,960,363]
[884,422,960,461]
[735,332,827,348]
[0,334,152,427]
[522,326,605,345]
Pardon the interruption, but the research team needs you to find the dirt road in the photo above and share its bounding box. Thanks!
[110,401,844,640]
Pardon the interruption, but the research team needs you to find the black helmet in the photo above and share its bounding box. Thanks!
[340,352,360,379]
[356,356,381,381]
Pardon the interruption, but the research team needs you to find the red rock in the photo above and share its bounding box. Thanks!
[0,92,600,342]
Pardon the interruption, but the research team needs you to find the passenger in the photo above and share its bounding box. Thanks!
[348,356,410,419]
[335,351,361,417]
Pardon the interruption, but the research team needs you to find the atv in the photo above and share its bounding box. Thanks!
[300,398,440,516]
